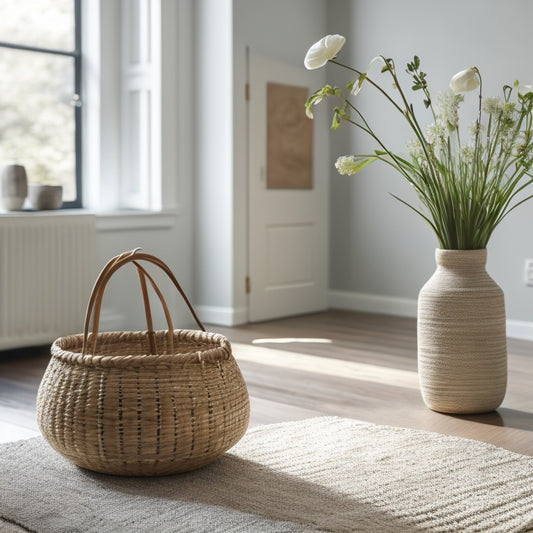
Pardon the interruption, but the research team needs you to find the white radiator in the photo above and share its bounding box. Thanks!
[0,213,96,350]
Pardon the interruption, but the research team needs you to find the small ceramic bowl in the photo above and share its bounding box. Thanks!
[29,185,63,210]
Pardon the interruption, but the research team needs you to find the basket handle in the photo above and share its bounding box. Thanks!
[82,249,206,356]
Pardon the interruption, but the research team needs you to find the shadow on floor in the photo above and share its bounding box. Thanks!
[451,407,533,431]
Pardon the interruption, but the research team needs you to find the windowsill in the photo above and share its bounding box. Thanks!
[0,208,89,217]
[0,208,178,231]
[94,209,178,231]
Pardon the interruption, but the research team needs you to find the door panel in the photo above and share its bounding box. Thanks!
[267,223,314,286]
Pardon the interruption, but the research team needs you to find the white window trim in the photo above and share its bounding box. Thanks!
[82,0,181,215]
[120,0,162,210]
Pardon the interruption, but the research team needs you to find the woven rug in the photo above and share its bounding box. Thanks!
[2,417,533,533]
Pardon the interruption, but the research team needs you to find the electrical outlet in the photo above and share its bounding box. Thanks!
[524,259,533,286]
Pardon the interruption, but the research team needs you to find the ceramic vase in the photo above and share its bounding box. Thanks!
[417,248,507,414]
[1,164,28,211]
[29,184,63,210]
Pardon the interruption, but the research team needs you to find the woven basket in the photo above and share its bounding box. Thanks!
[36,249,250,476]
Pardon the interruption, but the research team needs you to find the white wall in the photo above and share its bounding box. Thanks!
[328,0,533,336]
[90,0,331,332]
[86,0,533,339]
[192,0,236,325]
[91,0,197,334]
[232,0,329,324]
[191,0,329,325]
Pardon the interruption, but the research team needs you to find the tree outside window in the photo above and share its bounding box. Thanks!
[0,0,80,206]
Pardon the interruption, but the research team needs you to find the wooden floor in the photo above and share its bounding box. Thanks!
[1,310,533,455]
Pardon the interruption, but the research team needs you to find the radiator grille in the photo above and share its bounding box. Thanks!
[0,213,96,350]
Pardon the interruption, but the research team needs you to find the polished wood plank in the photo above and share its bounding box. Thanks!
[1,310,533,456]
[212,310,533,456]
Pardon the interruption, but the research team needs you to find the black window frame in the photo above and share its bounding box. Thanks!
[0,0,82,208]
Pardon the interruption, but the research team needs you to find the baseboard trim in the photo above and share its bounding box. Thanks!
[506,320,533,341]
[195,305,248,327]
[328,290,418,318]
[328,290,533,341]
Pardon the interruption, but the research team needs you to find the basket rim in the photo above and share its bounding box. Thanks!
[51,329,233,367]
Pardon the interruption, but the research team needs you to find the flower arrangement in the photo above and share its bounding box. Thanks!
[304,35,533,250]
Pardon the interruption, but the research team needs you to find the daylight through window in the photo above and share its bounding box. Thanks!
[0,0,81,207]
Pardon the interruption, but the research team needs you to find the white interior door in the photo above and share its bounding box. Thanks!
[248,53,328,322]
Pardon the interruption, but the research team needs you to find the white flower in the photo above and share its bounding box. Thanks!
[335,155,358,175]
[335,155,377,175]
[436,91,464,131]
[426,121,448,147]
[519,84,533,96]
[482,96,503,115]
[304,34,346,70]
[460,145,475,164]
[468,118,484,137]
[449,67,480,93]
[407,138,423,159]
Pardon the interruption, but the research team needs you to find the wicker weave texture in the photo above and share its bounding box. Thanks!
[37,331,249,476]
[417,249,507,414]
[36,250,250,476]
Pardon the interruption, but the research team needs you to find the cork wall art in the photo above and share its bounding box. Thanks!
[266,82,313,189]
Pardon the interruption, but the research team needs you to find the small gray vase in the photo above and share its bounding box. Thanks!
[1,164,28,210]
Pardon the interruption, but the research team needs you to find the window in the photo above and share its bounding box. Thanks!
[0,0,81,207]
[83,0,169,213]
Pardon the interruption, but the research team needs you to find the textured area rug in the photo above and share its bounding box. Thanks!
[2,417,533,533]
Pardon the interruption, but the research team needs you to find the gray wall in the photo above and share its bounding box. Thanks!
[231,0,328,324]
[89,0,196,334]
[94,0,533,336]
[328,0,533,331]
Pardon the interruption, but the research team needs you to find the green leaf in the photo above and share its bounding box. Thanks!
[305,85,343,118]
[382,58,394,74]
[352,73,367,95]
[351,157,378,173]
[331,102,350,130]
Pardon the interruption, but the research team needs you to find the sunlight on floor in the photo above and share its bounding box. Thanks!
[252,338,333,344]
[233,343,419,389]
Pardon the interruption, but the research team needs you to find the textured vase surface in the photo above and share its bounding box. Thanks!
[417,248,507,414]
[29,184,63,210]
[1,164,28,210]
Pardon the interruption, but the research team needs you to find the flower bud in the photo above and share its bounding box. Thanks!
[304,35,346,70]
[449,68,479,93]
